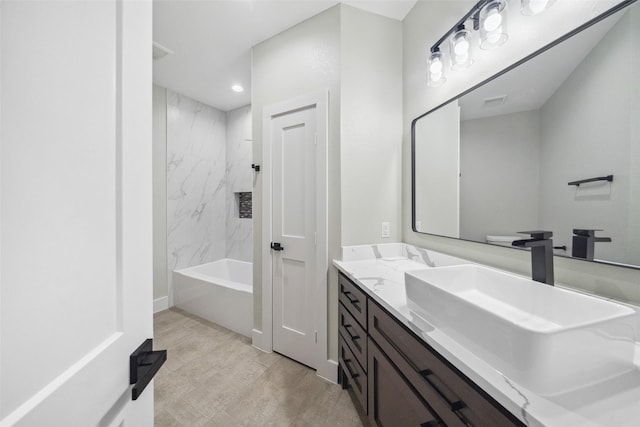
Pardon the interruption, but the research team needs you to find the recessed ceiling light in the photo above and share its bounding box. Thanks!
[231,85,244,93]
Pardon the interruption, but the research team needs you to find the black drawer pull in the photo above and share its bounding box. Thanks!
[343,323,360,340]
[343,290,360,305]
[420,369,465,412]
[344,358,360,379]
[420,422,439,427]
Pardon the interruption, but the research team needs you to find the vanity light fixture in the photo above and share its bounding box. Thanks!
[427,0,554,87]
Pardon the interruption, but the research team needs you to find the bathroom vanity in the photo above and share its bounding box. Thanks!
[334,244,640,427]
[338,271,522,426]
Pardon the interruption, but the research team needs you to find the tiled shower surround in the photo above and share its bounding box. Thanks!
[225,105,253,262]
[166,91,252,298]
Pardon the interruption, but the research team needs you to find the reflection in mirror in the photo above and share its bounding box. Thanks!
[412,0,639,268]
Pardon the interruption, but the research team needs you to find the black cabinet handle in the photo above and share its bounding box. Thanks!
[420,369,465,412]
[343,323,360,340]
[420,422,439,427]
[344,358,359,379]
[342,290,359,305]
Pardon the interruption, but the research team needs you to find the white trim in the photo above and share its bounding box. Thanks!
[251,328,268,352]
[153,296,169,313]
[261,90,329,377]
[317,359,338,384]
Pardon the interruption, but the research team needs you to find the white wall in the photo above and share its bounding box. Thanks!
[539,9,637,264]
[252,5,342,334]
[460,110,541,242]
[340,5,403,245]
[225,105,253,262]
[403,0,640,304]
[166,90,227,304]
[152,85,168,302]
[252,5,403,361]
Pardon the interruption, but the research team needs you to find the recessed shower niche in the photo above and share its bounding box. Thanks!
[236,192,252,219]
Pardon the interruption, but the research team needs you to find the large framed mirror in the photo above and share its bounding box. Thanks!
[412,0,639,268]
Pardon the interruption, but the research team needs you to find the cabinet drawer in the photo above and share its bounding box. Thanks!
[338,273,367,329]
[339,302,367,372]
[339,335,367,411]
[368,301,523,427]
[368,339,441,427]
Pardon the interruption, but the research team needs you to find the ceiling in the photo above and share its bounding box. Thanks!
[459,8,621,121]
[153,0,418,111]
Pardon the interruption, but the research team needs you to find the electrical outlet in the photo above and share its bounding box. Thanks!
[381,222,390,238]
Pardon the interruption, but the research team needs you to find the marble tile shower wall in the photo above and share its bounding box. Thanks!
[167,91,227,288]
[225,105,253,262]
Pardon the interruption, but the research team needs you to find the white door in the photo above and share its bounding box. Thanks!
[270,107,317,368]
[1,1,154,426]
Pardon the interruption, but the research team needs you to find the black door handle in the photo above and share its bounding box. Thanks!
[271,242,284,251]
[130,339,167,400]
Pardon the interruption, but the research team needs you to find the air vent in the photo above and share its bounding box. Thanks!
[152,42,173,60]
[483,95,507,107]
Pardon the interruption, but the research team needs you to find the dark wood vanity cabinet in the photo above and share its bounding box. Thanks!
[368,339,441,427]
[338,272,369,412]
[338,272,524,427]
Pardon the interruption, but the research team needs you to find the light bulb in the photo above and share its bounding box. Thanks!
[483,8,502,32]
[487,33,502,44]
[521,0,554,15]
[454,38,469,56]
[530,0,548,13]
[429,58,443,74]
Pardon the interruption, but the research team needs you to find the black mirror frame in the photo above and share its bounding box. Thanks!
[411,0,638,269]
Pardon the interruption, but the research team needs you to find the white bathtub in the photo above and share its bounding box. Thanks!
[173,259,252,337]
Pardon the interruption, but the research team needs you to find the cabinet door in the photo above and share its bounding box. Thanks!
[368,340,441,427]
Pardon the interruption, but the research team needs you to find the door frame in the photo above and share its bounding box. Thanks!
[259,90,331,380]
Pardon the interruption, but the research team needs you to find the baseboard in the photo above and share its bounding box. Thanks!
[153,296,169,313]
[317,358,338,384]
[252,329,269,352]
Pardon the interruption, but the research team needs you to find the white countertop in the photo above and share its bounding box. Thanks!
[334,243,640,427]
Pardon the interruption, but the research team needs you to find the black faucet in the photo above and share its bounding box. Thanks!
[572,229,611,261]
[512,231,554,285]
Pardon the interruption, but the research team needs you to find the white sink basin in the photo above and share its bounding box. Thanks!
[405,265,638,395]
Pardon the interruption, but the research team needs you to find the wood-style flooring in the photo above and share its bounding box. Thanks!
[154,308,367,427]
